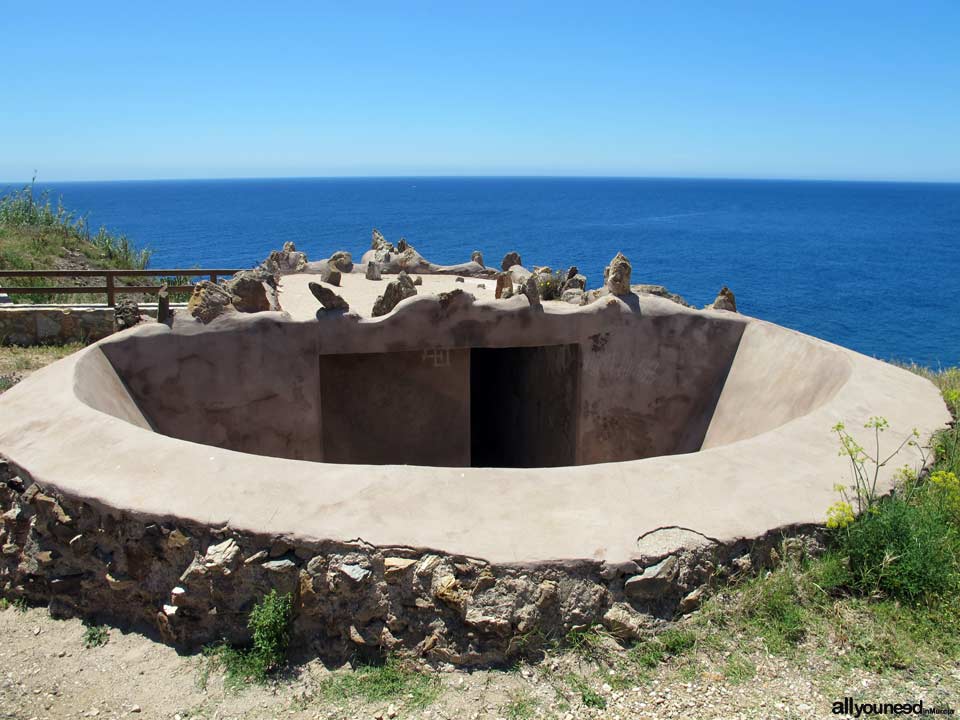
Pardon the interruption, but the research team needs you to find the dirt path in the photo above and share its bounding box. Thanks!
[3,605,958,720]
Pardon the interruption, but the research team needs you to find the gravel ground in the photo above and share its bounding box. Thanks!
[2,605,958,720]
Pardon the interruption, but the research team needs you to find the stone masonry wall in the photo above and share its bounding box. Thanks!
[0,456,822,666]
[0,307,117,346]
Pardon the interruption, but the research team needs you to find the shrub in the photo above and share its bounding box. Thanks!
[212,590,293,685]
[839,493,958,602]
[83,622,109,648]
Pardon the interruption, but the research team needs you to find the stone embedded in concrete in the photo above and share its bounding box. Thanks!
[187,281,235,324]
[261,242,308,275]
[520,275,541,307]
[328,251,354,273]
[365,262,382,280]
[605,252,632,296]
[320,266,342,287]
[501,251,522,271]
[709,286,737,312]
[624,556,679,600]
[225,270,273,313]
[371,272,418,317]
[632,284,691,308]
[309,282,349,312]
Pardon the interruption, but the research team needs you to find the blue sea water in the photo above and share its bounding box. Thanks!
[21,177,960,367]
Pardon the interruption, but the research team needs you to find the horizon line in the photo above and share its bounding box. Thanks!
[2,172,960,187]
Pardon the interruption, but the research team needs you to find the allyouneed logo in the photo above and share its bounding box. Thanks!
[832,698,956,716]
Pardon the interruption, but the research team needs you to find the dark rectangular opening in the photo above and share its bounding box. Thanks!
[470,345,580,468]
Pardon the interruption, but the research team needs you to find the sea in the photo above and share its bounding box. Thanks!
[22,177,960,367]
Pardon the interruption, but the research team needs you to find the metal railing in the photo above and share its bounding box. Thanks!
[0,269,243,306]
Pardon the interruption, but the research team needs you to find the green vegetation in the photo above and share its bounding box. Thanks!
[0,343,84,393]
[319,656,441,709]
[207,590,293,686]
[0,181,152,303]
[82,622,109,648]
[500,689,538,719]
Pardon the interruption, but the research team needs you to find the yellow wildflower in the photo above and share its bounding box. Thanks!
[826,501,855,530]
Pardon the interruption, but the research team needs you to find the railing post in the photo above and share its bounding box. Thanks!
[105,273,115,307]
[210,273,218,284]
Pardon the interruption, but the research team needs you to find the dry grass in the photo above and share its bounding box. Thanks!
[0,343,83,393]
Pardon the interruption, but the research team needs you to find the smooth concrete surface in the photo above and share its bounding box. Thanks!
[0,285,951,566]
[319,349,471,466]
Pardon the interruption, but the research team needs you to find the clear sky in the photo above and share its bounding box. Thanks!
[1,1,958,182]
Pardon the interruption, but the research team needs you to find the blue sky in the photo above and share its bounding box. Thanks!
[1,2,957,182]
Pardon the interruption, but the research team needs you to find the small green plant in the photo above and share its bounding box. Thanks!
[832,417,922,514]
[628,627,697,668]
[210,590,293,685]
[565,674,606,709]
[723,653,757,684]
[319,655,441,709]
[11,597,29,612]
[501,689,538,719]
[83,622,109,648]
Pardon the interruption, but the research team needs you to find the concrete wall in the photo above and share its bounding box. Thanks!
[576,313,744,464]
[100,321,324,462]
[319,349,471,466]
[85,299,843,467]
[701,320,853,449]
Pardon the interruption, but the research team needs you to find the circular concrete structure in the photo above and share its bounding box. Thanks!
[0,275,950,665]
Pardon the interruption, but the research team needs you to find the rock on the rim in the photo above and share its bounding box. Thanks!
[707,286,737,312]
[455,276,464,283]
[501,251,522,271]
[328,250,354,273]
[371,272,418,317]
[561,288,585,305]
[632,284,691,308]
[320,265,342,287]
[187,281,235,324]
[365,261,382,280]
[562,266,587,293]
[114,299,141,330]
[604,252,632,296]
[370,229,395,263]
[309,282,349,312]
[471,250,484,266]
[494,272,513,299]
[225,269,272,313]
[261,242,308,275]
[520,275,541,308]
[623,555,679,600]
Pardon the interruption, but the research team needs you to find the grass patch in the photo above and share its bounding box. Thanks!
[501,689,538,719]
[82,622,109,648]
[206,590,293,686]
[722,653,756,684]
[0,343,85,394]
[564,674,606,709]
[319,656,441,709]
